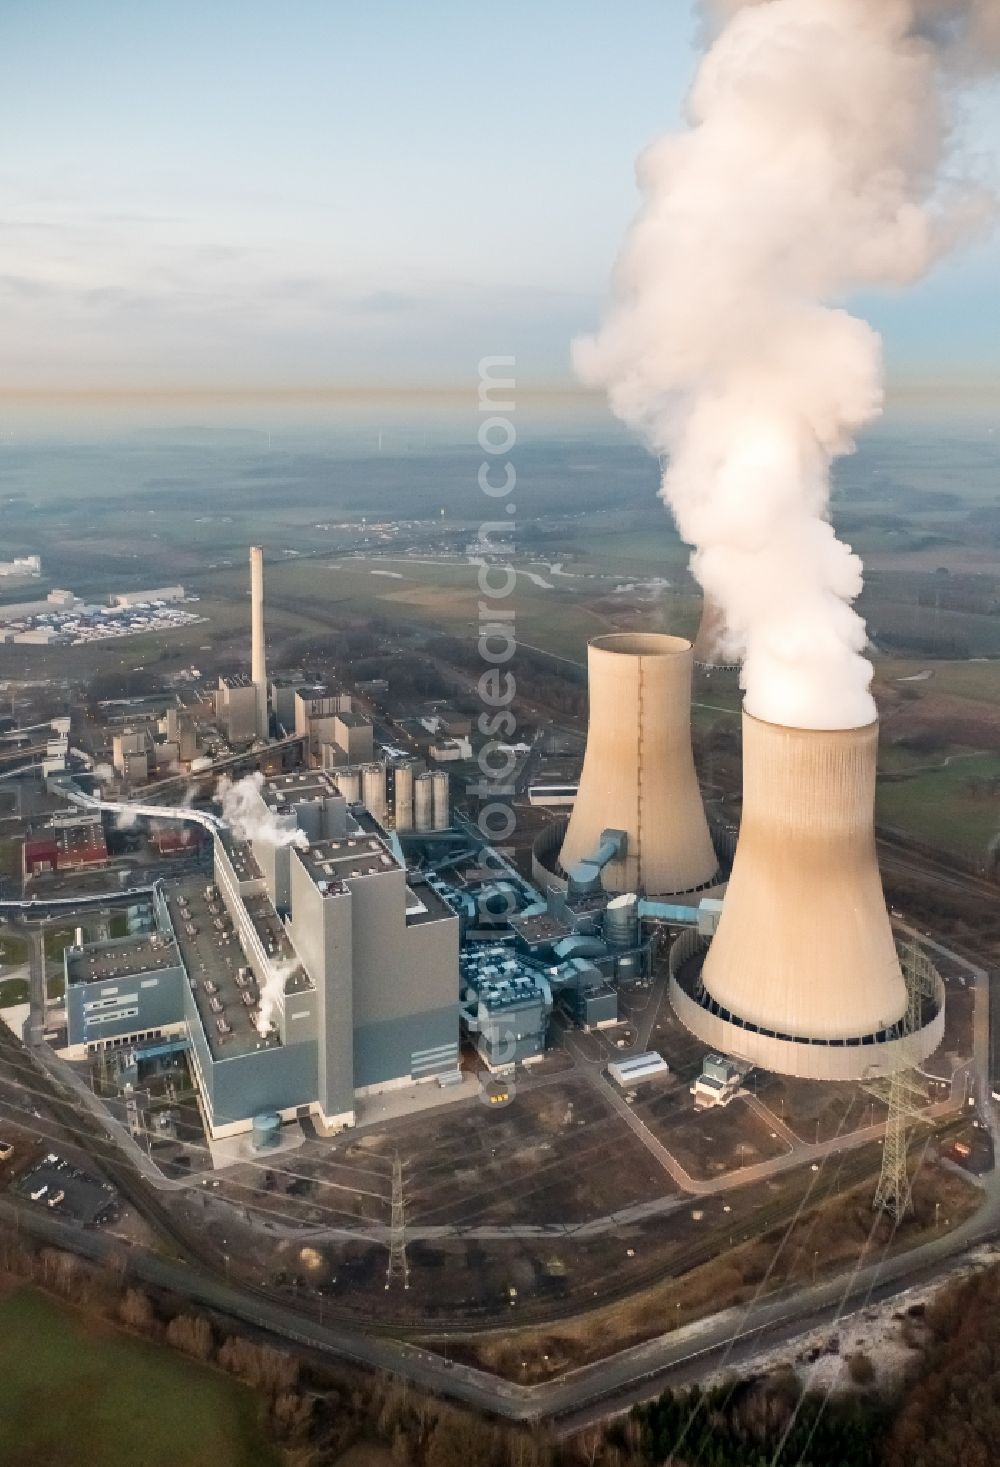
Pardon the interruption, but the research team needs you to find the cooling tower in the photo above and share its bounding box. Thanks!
[692,594,738,670]
[559,633,718,896]
[670,712,943,1080]
[250,546,268,739]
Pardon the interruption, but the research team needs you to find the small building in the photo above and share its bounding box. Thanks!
[608,1051,669,1088]
[690,1051,743,1108]
[109,586,185,608]
[23,812,108,879]
[429,738,472,763]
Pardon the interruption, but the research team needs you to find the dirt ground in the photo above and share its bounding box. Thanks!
[439,1152,982,1382]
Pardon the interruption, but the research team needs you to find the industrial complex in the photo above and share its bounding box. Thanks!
[2,547,945,1168]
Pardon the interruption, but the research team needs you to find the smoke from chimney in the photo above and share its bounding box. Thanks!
[216,772,308,850]
[575,0,997,730]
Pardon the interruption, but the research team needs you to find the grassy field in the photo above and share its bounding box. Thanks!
[876,752,1000,859]
[0,1288,278,1467]
[0,933,29,965]
[0,978,29,1007]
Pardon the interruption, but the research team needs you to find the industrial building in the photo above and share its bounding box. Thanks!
[63,768,460,1138]
[23,810,108,879]
[215,674,261,746]
[109,586,186,609]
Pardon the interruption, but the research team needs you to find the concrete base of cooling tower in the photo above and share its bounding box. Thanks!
[668,935,945,1082]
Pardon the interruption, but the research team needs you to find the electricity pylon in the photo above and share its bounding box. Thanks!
[385,1152,409,1291]
[869,943,938,1220]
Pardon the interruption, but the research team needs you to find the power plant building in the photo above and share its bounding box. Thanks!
[62,769,460,1136]
[216,674,260,746]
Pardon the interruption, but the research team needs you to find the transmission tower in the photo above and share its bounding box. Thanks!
[869,943,938,1220]
[385,1152,409,1291]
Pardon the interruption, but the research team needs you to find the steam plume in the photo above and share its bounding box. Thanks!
[576,0,997,730]
[256,956,298,1036]
[216,772,307,849]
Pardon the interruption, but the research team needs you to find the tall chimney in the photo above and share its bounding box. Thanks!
[559,633,718,896]
[667,710,944,1080]
[250,545,268,739]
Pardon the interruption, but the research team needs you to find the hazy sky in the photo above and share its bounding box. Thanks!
[1,0,998,390]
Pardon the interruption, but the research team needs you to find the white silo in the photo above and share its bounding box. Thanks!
[336,768,361,804]
[560,633,718,896]
[604,892,640,950]
[393,764,414,831]
[669,713,944,1080]
[432,770,450,830]
[414,772,434,832]
[361,763,387,822]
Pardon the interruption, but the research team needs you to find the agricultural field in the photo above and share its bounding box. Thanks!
[0,1287,278,1467]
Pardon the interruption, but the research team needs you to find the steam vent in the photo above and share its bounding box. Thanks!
[559,633,719,897]
[669,713,944,1080]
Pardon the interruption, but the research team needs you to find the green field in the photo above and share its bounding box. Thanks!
[0,1289,279,1467]
[0,978,29,1008]
[0,933,29,965]
[876,751,1000,859]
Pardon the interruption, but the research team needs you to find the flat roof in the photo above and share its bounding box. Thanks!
[510,911,570,943]
[301,833,397,881]
[67,934,180,987]
[168,878,280,1061]
[262,769,341,808]
[218,831,262,883]
[405,874,457,926]
[335,710,370,728]
[243,892,311,994]
[220,673,253,689]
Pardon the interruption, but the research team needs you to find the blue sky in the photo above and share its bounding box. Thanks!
[0,0,998,389]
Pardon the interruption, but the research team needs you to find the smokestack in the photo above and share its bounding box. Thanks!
[250,546,268,740]
[670,711,942,1079]
[559,633,718,897]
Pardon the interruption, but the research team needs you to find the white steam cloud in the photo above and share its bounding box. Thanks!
[216,772,308,849]
[576,0,997,730]
[256,957,299,1036]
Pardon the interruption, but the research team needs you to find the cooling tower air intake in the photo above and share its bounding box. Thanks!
[559,633,719,898]
[669,712,944,1080]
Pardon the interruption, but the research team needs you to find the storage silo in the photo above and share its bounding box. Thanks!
[361,763,387,821]
[393,763,414,831]
[336,768,361,804]
[414,772,434,832]
[432,770,450,830]
[604,892,639,950]
[559,633,718,897]
[251,1112,282,1151]
[670,712,944,1079]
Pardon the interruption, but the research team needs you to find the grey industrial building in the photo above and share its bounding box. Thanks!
[215,674,261,746]
[64,769,460,1138]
